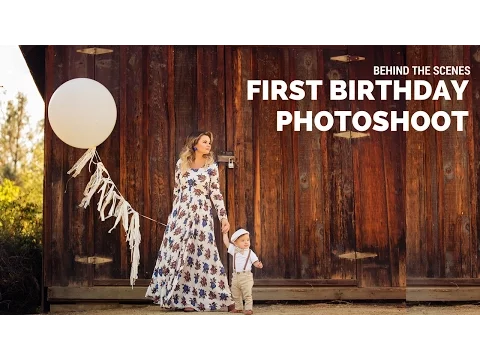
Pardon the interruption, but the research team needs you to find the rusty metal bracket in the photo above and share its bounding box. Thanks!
[337,251,378,261]
[333,131,370,139]
[75,255,113,264]
[330,55,365,63]
[77,47,113,55]
[217,151,235,164]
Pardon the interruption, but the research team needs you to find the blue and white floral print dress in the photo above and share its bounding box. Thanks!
[145,159,232,311]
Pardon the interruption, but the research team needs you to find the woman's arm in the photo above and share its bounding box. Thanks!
[209,163,230,232]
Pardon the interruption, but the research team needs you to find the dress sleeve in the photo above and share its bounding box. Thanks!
[209,162,228,222]
[173,159,181,201]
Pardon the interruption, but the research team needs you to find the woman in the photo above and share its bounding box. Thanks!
[145,131,232,311]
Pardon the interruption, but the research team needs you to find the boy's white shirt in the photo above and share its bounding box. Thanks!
[228,244,259,272]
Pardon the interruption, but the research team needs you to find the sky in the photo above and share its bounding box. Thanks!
[0,45,44,127]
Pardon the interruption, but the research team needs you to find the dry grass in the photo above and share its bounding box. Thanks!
[48,301,399,315]
[45,301,480,315]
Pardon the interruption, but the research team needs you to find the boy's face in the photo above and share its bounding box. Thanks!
[234,234,250,250]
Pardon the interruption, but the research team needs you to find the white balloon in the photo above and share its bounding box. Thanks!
[48,78,117,149]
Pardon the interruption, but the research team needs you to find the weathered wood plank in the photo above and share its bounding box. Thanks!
[174,46,197,150]
[407,287,480,301]
[122,46,145,279]
[406,46,430,278]
[43,46,54,287]
[230,47,255,277]
[145,46,172,279]
[66,46,95,286]
[48,286,405,301]
[94,278,357,286]
[141,46,151,280]
[255,48,285,278]
[280,48,295,279]
[49,46,67,286]
[293,48,324,279]
[323,47,356,281]
[439,45,471,278]
[470,45,480,278]
[349,45,391,287]
[407,278,480,286]
[93,46,121,281]
[382,45,406,287]
[119,46,128,277]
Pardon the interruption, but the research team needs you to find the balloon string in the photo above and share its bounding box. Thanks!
[64,176,73,193]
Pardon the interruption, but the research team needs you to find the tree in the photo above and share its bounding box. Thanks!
[0,92,35,182]
[0,91,43,314]
[18,119,44,206]
[0,92,43,207]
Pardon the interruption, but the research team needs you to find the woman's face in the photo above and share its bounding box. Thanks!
[194,135,212,155]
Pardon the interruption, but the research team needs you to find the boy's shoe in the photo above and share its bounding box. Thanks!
[184,307,195,312]
[229,309,243,313]
[244,310,253,315]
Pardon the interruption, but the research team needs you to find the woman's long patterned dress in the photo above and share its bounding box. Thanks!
[145,159,233,311]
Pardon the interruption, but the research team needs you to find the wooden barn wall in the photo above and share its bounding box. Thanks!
[44,45,408,290]
[406,45,480,283]
[44,46,228,287]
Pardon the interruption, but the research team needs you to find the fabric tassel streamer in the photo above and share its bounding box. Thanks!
[126,211,141,286]
[78,162,109,209]
[98,180,116,221]
[67,148,97,178]
[67,148,150,287]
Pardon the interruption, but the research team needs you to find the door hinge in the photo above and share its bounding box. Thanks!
[74,255,113,264]
[76,47,113,55]
[337,251,378,261]
[330,55,365,63]
[333,131,370,139]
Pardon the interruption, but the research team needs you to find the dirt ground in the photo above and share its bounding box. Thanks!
[46,301,480,315]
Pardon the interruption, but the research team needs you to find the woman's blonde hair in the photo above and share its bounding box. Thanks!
[179,131,215,172]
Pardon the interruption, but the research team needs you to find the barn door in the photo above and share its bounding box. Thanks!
[225,46,406,288]
[225,46,358,285]
[346,46,406,288]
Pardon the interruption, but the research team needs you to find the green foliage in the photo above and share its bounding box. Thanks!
[0,179,42,314]
[0,178,20,201]
[0,235,42,314]
[0,92,34,182]
[17,119,44,206]
[0,94,43,208]
[0,92,43,314]
[0,179,42,240]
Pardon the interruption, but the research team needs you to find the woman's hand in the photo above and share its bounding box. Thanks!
[221,218,230,233]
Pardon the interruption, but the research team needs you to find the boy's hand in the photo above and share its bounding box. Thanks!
[254,261,263,269]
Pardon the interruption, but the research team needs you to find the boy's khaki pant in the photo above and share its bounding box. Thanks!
[231,271,254,311]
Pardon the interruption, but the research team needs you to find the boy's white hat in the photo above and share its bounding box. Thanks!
[231,228,249,243]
